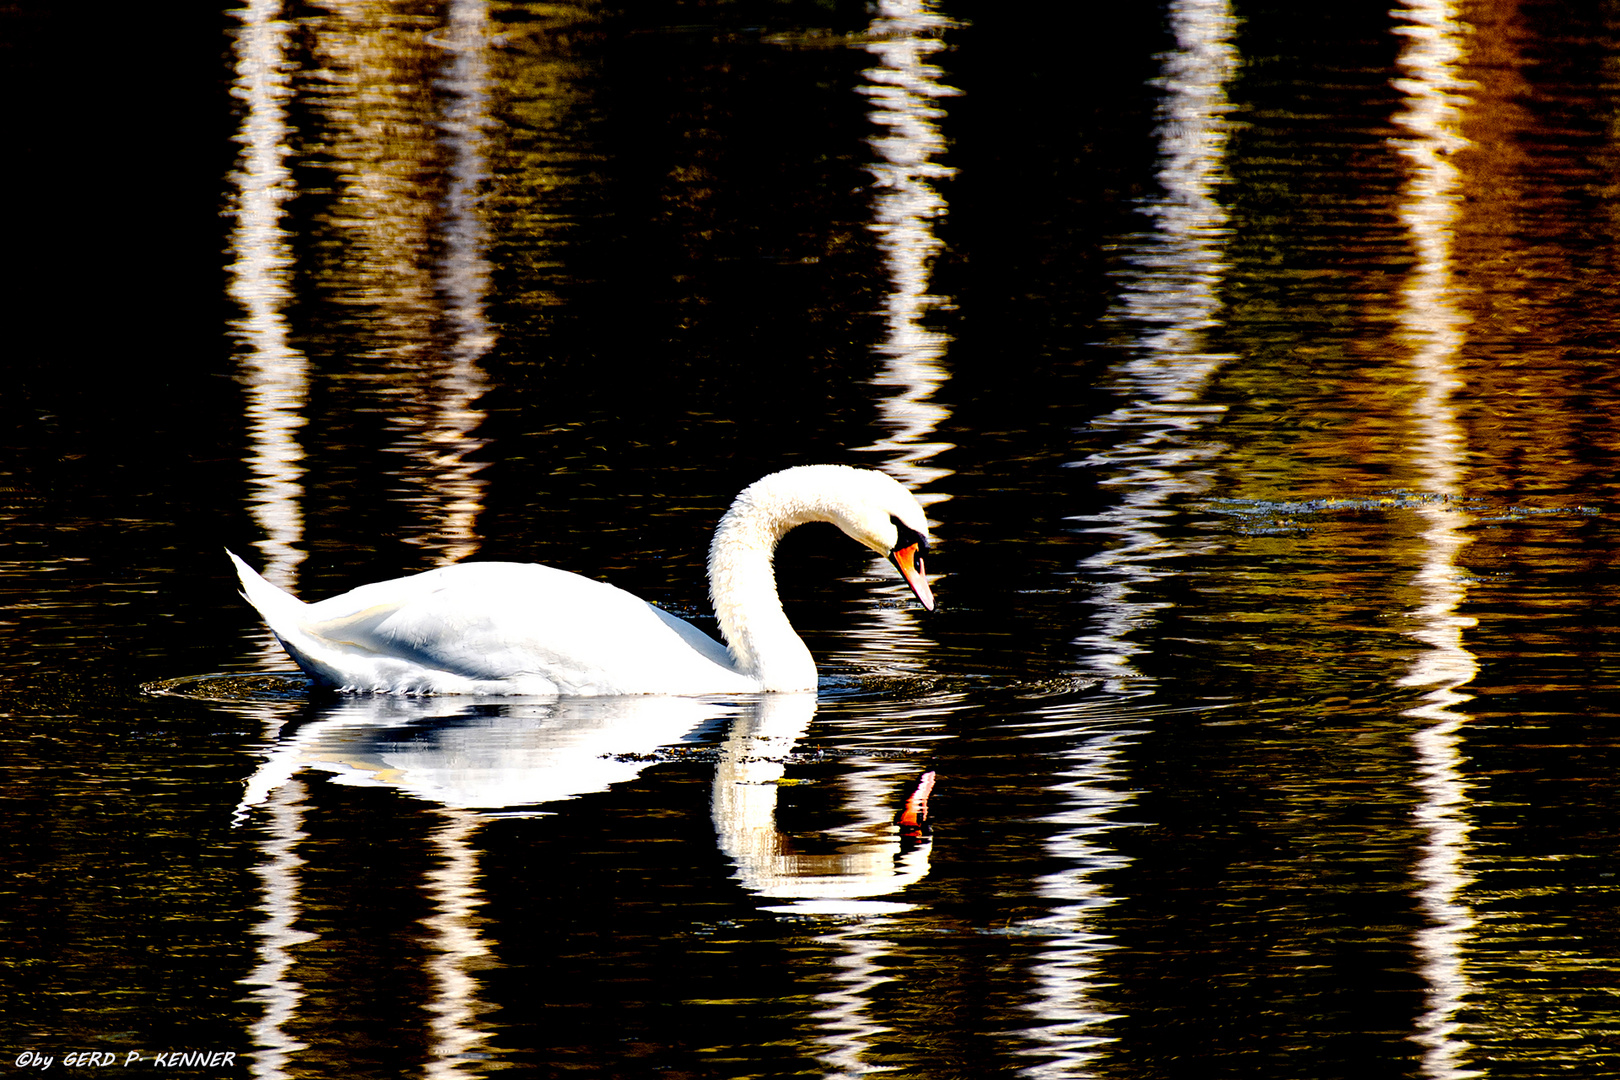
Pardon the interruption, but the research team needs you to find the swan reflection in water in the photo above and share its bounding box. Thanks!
[224,688,936,1077]
[235,692,731,816]
[234,690,936,908]
[713,696,935,914]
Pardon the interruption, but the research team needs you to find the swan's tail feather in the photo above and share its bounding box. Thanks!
[226,549,333,682]
[228,549,353,688]
[227,549,437,691]
[226,549,308,628]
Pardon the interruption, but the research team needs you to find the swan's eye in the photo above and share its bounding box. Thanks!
[890,516,929,557]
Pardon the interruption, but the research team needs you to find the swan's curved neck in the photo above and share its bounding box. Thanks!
[707,477,824,690]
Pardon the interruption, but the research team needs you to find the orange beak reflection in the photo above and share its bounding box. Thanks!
[888,543,935,612]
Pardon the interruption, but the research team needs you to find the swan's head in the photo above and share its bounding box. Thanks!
[742,465,936,612]
[835,472,935,614]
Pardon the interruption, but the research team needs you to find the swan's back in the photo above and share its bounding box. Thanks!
[230,554,753,696]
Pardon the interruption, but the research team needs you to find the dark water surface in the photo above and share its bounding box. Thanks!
[6,0,1620,1077]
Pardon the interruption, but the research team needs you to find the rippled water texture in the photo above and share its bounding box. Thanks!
[5,0,1620,1077]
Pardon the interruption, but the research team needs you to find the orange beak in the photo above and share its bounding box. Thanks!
[888,542,935,612]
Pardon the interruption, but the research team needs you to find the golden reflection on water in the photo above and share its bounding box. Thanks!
[1393,1,1620,1070]
[302,1,440,319]
[231,0,494,577]
[301,0,495,565]
[483,6,598,314]
[803,926,900,1077]
[1444,1,1620,495]
[230,0,499,616]
[419,0,498,567]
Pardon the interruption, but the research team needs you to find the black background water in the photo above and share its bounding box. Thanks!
[4,1,1620,1077]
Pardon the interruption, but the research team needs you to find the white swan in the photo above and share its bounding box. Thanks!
[229,465,935,696]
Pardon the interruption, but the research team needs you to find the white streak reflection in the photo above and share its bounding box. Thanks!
[229,10,313,1071]
[808,925,905,1080]
[1014,704,1143,1078]
[1391,3,1481,1077]
[855,0,957,502]
[239,777,314,1080]
[1069,0,1238,685]
[835,0,955,664]
[1025,1,1239,1070]
[423,811,495,1080]
[228,0,306,597]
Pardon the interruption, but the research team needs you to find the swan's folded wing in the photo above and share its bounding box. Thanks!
[300,562,749,695]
